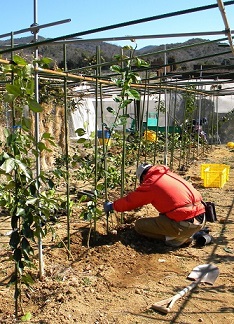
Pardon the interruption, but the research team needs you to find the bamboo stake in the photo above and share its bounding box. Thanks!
[63,43,71,253]
[217,0,234,55]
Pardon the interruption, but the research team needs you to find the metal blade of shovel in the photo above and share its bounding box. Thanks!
[187,263,220,284]
[151,263,219,314]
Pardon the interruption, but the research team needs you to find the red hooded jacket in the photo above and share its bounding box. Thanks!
[113,165,205,222]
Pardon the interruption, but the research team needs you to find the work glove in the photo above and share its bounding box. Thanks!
[103,201,113,213]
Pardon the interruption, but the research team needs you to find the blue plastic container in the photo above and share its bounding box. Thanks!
[97,130,111,146]
[97,130,111,139]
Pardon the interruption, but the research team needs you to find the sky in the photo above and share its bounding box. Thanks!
[0,0,233,49]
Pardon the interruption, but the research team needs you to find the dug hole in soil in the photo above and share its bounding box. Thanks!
[0,145,234,324]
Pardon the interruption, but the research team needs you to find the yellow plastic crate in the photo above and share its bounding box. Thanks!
[143,130,157,142]
[203,167,227,188]
[98,138,111,146]
[201,164,230,181]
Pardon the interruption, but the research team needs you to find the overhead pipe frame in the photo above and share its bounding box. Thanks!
[0,1,234,55]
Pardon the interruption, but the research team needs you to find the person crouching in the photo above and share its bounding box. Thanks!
[103,163,206,247]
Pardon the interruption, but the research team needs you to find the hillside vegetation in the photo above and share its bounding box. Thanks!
[0,36,232,72]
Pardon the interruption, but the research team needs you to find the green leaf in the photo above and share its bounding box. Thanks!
[112,78,123,87]
[75,128,86,136]
[16,208,25,217]
[41,132,53,139]
[110,65,122,73]
[13,248,22,262]
[10,231,20,249]
[22,237,34,257]
[26,198,38,206]
[22,117,32,130]
[106,106,115,114]
[48,179,54,189]
[79,195,88,203]
[121,100,133,108]
[113,54,122,60]
[47,139,56,147]
[81,210,93,221]
[1,64,12,73]
[96,183,104,190]
[22,225,34,239]
[113,96,122,103]
[3,129,10,139]
[14,159,31,178]
[77,138,87,143]
[23,64,34,77]
[123,45,133,51]
[21,237,30,251]
[6,84,22,96]
[224,247,233,253]
[119,116,128,126]
[134,57,150,68]
[37,142,47,152]
[40,57,53,65]
[0,158,15,173]
[11,215,19,229]
[3,93,15,103]
[29,183,37,196]
[128,72,141,83]
[32,148,39,158]
[35,56,53,67]
[22,273,34,286]
[12,55,28,66]
[5,180,16,190]
[17,260,24,275]
[28,99,43,112]
[96,208,102,216]
[125,88,140,100]
[21,312,32,322]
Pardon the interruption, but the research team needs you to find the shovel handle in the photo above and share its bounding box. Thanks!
[152,281,198,314]
[176,280,198,298]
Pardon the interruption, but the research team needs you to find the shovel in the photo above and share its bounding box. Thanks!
[151,264,219,314]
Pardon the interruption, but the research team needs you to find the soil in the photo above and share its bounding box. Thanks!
[0,145,234,324]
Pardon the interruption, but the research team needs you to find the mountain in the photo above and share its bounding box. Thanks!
[137,38,232,70]
[0,36,121,70]
[0,36,232,74]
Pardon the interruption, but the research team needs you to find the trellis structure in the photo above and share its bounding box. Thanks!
[0,1,233,226]
[0,0,234,319]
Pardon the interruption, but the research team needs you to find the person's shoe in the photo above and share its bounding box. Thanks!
[192,227,210,240]
[195,233,214,246]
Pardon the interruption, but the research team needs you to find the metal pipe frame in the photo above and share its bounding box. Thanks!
[0,19,71,39]
[55,30,234,45]
[0,1,234,55]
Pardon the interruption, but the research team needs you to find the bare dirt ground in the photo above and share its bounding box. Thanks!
[0,145,234,324]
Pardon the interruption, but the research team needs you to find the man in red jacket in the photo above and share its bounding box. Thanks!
[103,163,206,247]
